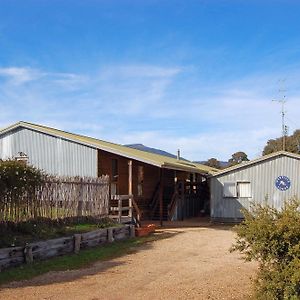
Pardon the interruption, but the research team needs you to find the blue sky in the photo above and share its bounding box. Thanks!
[0,0,300,161]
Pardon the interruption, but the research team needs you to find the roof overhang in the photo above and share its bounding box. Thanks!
[0,122,211,174]
[210,151,300,178]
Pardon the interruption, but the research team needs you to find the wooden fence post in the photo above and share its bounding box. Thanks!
[74,234,82,254]
[118,196,122,223]
[130,225,135,238]
[77,178,83,217]
[108,228,114,242]
[24,245,33,264]
[128,195,133,219]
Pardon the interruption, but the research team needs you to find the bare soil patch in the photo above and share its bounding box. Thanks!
[0,223,257,300]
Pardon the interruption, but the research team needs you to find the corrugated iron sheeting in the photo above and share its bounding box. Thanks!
[211,155,300,220]
[0,127,97,177]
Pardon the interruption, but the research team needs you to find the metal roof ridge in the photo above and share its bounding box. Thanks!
[210,150,300,177]
[1,121,211,171]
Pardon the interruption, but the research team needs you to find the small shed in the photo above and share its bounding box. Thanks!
[210,151,300,222]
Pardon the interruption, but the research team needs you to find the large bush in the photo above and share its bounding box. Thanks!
[231,200,300,299]
[0,160,45,222]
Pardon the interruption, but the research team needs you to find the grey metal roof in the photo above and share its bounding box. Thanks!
[210,151,300,178]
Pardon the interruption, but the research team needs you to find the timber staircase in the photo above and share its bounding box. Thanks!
[149,184,173,221]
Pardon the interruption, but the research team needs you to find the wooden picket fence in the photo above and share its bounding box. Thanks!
[0,175,110,223]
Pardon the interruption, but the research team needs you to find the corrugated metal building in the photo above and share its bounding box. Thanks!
[0,121,217,222]
[0,125,97,177]
[0,121,216,177]
[210,151,300,222]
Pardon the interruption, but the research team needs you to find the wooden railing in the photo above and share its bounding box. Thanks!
[109,195,133,223]
[168,190,178,221]
[132,198,142,227]
[109,194,143,227]
[168,181,185,221]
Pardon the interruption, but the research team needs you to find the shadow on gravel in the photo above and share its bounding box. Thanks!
[148,219,237,232]
[1,230,183,289]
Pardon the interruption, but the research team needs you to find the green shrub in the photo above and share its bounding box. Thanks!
[231,199,300,300]
[0,160,45,222]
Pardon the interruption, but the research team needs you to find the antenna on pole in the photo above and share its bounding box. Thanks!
[272,79,287,151]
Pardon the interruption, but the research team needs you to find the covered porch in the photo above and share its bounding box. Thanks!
[97,149,213,226]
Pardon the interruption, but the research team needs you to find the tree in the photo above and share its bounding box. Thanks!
[205,158,221,169]
[228,151,249,167]
[263,129,300,155]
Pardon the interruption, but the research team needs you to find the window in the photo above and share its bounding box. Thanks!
[137,166,144,196]
[223,181,252,198]
[111,159,118,196]
[237,182,251,198]
[223,182,237,197]
[112,159,118,181]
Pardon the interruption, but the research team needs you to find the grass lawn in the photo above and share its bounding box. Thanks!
[0,234,161,286]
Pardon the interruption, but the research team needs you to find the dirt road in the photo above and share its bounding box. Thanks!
[0,224,257,300]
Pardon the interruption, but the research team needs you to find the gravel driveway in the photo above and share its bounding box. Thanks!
[0,223,257,300]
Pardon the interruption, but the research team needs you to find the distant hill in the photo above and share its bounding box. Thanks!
[124,144,188,160]
[125,144,227,168]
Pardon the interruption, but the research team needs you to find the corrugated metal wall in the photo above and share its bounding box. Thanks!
[0,127,98,177]
[210,155,300,220]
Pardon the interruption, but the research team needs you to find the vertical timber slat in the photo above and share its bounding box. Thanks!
[128,160,133,219]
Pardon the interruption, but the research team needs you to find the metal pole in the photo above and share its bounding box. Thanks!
[272,97,287,151]
[159,168,163,227]
[282,100,286,151]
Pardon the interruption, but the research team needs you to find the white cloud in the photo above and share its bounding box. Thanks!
[100,64,181,78]
[110,126,279,162]
[0,64,299,162]
[0,67,43,84]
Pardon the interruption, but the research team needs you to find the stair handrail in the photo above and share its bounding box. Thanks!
[149,182,160,209]
[149,182,161,219]
[168,182,180,221]
[132,197,142,227]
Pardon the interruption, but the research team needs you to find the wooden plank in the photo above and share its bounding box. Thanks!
[0,246,24,260]
[113,226,130,241]
[110,206,130,212]
[81,236,107,248]
[0,225,133,271]
[0,256,24,271]
[31,236,74,260]
[80,228,108,248]
[81,229,108,240]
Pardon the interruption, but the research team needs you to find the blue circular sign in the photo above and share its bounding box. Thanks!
[275,176,291,191]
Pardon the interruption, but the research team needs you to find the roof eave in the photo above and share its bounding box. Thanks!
[162,162,209,174]
[210,151,300,178]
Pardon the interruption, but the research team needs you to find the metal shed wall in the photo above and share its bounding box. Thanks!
[0,127,97,177]
[210,155,300,221]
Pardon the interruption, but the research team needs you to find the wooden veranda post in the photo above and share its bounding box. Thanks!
[159,168,163,227]
[128,160,133,219]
